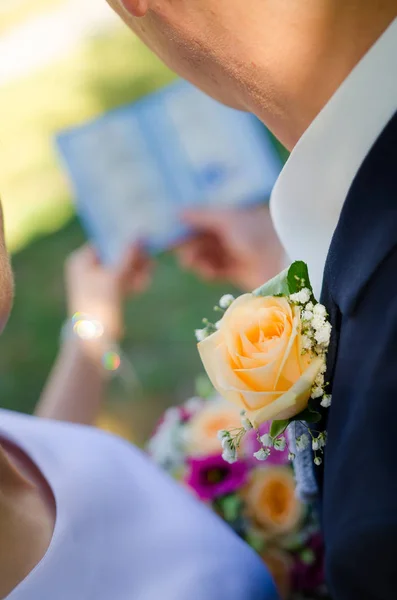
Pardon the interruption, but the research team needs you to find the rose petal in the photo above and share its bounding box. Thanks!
[247,357,325,427]
[198,329,224,384]
[225,389,285,412]
[199,336,251,410]
[235,356,283,391]
[275,316,303,392]
[240,332,262,360]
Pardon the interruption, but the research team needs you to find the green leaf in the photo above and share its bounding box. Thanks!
[219,494,242,522]
[287,261,315,298]
[300,548,316,565]
[245,530,266,553]
[270,419,290,438]
[253,267,290,298]
[254,261,316,301]
[291,408,322,424]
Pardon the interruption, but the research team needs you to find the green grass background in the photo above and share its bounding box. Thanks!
[0,9,287,442]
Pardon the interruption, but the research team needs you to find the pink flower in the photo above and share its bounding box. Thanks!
[291,533,325,592]
[185,454,248,501]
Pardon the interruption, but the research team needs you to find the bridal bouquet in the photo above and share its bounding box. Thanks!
[147,393,327,600]
[195,262,332,466]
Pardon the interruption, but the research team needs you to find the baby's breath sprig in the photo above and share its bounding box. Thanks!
[219,294,235,309]
[251,429,290,463]
[217,410,255,463]
[217,427,246,464]
[195,318,218,342]
[196,295,235,342]
[240,410,253,432]
[289,288,332,410]
[296,421,328,466]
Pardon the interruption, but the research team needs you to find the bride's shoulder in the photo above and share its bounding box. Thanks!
[0,408,143,485]
[0,410,277,600]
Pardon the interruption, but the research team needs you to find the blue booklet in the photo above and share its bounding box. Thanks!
[56,80,282,264]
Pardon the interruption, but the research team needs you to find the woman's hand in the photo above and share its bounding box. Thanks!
[174,205,286,292]
[65,244,153,343]
[36,244,153,425]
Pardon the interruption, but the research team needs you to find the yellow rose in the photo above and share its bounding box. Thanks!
[186,398,242,456]
[246,467,302,535]
[198,294,324,427]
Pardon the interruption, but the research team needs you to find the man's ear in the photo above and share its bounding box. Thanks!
[120,0,149,18]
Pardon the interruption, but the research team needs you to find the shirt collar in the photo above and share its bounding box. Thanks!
[270,17,397,298]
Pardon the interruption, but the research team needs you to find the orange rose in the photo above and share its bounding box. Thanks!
[198,295,324,427]
[261,549,292,600]
[246,467,302,535]
[186,398,242,456]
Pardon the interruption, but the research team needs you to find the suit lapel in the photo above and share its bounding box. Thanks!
[313,111,397,494]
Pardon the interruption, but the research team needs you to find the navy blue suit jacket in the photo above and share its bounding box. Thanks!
[317,111,397,599]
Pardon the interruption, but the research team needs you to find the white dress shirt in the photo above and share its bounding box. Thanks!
[270,18,397,298]
[0,409,276,600]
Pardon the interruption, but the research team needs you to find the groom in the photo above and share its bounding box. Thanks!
[106,0,397,598]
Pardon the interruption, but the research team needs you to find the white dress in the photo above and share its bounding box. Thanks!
[0,409,278,600]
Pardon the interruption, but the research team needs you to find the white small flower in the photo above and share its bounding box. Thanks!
[313,303,327,318]
[311,386,323,399]
[301,334,313,351]
[219,294,235,309]
[222,449,238,464]
[195,328,207,342]
[296,434,310,452]
[185,396,204,414]
[241,416,253,431]
[314,373,325,388]
[314,457,322,466]
[253,448,271,461]
[288,452,296,461]
[302,309,313,322]
[312,438,320,451]
[178,425,192,447]
[314,322,331,346]
[316,432,327,449]
[222,440,237,463]
[290,288,311,305]
[164,407,182,423]
[260,433,273,447]
[321,394,332,408]
[274,436,286,452]
[306,302,314,312]
[215,320,222,330]
[221,436,233,450]
[148,417,184,468]
[311,314,325,331]
[217,429,230,441]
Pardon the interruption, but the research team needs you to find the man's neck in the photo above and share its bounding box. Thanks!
[0,442,55,599]
[238,3,397,150]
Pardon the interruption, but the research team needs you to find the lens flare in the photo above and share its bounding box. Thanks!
[72,313,104,340]
[103,351,121,372]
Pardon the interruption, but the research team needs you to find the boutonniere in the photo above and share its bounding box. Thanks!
[195,262,332,467]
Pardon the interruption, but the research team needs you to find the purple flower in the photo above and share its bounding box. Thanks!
[186,454,248,501]
[243,422,290,466]
[291,533,325,592]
